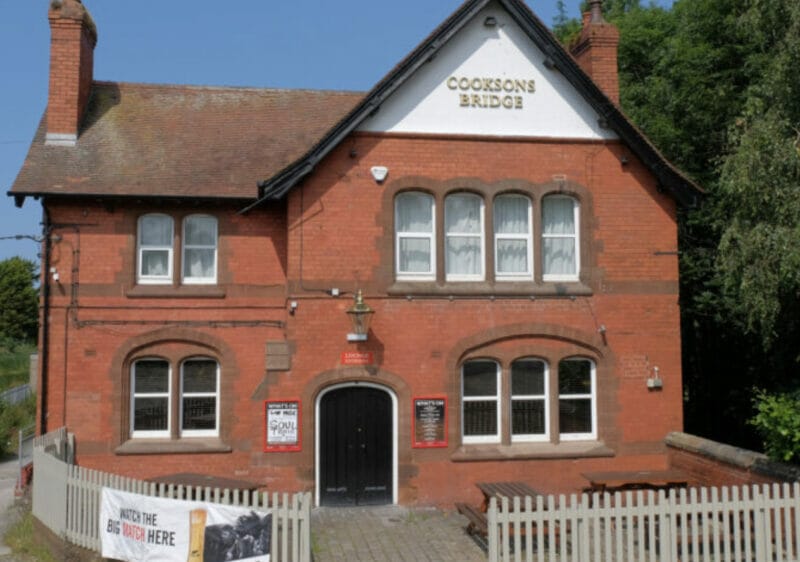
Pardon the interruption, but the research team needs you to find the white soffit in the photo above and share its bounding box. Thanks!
[358,2,618,140]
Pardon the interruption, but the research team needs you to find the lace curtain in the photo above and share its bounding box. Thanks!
[396,193,434,274]
[542,197,576,276]
[494,196,530,274]
[139,215,173,277]
[445,194,482,276]
[184,216,217,279]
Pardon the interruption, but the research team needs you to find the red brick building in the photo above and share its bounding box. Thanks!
[10,0,700,507]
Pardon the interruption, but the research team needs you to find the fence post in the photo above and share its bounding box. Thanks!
[487,496,498,562]
[17,428,23,490]
[752,484,768,562]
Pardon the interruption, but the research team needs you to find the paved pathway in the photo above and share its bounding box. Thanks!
[0,454,19,557]
[311,505,486,562]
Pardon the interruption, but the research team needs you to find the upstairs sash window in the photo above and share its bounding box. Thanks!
[137,214,174,284]
[395,192,435,280]
[182,215,218,284]
[494,195,533,280]
[542,196,579,281]
[445,194,484,281]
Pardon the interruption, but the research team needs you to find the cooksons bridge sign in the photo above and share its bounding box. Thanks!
[446,76,536,109]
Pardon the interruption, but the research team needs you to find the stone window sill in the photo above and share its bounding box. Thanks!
[451,441,614,462]
[387,281,592,298]
[115,438,232,456]
[126,285,226,299]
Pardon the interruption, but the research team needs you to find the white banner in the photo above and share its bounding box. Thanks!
[100,488,271,562]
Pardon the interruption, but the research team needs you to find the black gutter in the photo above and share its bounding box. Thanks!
[39,204,51,434]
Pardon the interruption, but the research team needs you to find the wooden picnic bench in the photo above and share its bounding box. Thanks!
[457,481,546,544]
[581,469,689,495]
[476,481,543,511]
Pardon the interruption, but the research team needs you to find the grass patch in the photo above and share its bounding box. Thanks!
[5,508,55,562]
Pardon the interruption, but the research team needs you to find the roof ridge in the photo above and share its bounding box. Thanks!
[92,80,365,96]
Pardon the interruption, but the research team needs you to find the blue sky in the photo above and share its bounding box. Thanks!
[0,0,672,263]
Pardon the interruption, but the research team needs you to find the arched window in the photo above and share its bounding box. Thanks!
[511,358,548,442]
[494,194,533,280]
[558,358,596,440]
[461,360,500,443]
[131,359,171,438]
[395,192,435,280]
[542,195,579,281]
[445,193,484,281]
[137,214,174,284]
[180,358,220,437]
[130,357,220,439]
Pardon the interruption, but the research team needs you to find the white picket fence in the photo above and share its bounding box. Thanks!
[488,483,800,562]
[32,428,311,561]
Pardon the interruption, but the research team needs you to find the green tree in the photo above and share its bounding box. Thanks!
[553,0,800,449]
[0,257,39,345]
[750,390,800,463]
[713,0,800,350]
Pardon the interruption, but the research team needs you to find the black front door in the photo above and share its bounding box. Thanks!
[320,386,392,506]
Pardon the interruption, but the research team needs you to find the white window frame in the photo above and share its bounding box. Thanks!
[130,359,171,439]
[137,214,174,285]
[510,358,550,443]
[558,358,597,441]
[461,360,501,444]
[182,215,218,285]
[179,358,220,438]
[395,192,436,281]
[494,195,533,281]
[542,195,580,282]
[445,193,485,282]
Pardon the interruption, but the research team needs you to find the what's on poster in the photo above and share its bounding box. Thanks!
[264,400,301,452]
[101,488,271,562]
[412,396,448,448]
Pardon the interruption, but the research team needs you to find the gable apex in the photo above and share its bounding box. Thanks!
[357,1,618,140]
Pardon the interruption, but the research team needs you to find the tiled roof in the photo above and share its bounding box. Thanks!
[10,82,364,200]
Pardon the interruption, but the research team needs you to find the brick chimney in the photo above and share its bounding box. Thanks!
[570,0,620,104]
[46,0,97,146]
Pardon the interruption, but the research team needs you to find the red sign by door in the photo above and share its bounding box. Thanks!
[340,351,374,366]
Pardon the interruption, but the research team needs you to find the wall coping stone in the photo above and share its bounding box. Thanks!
[666,431,800,482]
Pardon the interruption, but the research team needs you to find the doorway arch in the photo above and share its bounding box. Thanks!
[315,382,397,506]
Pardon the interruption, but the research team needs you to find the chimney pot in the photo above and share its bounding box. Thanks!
[589,0,605,24]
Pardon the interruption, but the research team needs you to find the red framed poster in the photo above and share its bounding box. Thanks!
[264,400,301,452]
[412,396,448,448]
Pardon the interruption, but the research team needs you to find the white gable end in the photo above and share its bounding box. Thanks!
[358,2,617,140]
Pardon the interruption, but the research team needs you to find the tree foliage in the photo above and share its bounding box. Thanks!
[0,257,39,345]
[750,390,800,463]
[552,0,800,451]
